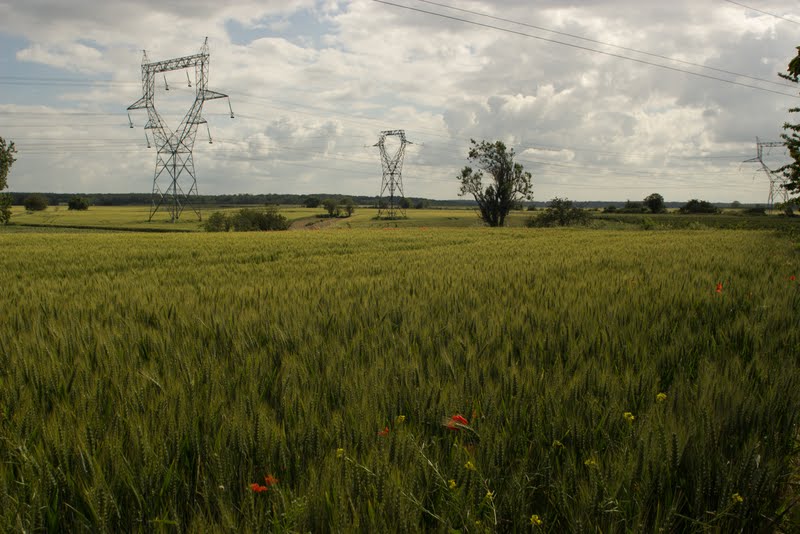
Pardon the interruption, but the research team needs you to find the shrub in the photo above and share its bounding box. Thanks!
[322,198,340,218]
[679,199,719,214]
[67,196,89,211]
[23,194,48,211]
[527,197,590,227]
[205,207,289,232]
[203,211,231,232]
[742,207,767,216]
[341,198,355,217]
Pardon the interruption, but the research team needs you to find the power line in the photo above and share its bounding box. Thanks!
[415,0,796,90]
[372,0,800,99]
[722,0,800,24]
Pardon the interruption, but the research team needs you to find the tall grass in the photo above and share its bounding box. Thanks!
[0,228,798,531]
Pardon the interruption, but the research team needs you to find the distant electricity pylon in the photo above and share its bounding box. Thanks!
[743,137,787,209]
[128,38,233,222]
[374,130,412,219]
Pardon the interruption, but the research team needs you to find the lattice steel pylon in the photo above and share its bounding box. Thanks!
[128,38,233,222]
[374,130,412,219]
[743,137,788,209]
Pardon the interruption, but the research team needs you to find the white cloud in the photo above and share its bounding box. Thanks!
[0,0,797,202]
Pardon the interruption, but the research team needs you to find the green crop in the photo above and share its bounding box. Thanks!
[0,228,798,532]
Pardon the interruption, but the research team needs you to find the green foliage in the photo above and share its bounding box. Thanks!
[743,206,767,216]
[0,137,15,225]
[527,197,590,227]
[341,197,355,217]
[414,199,428,209]
[204,207,289,232]
[0,194,10,225]
[779,46,800,201]
[67,196,90,211]
[0,229,798,531]
[203,211,232,232]
[644,193,666,214]
[302,196,321,208]
[399,197,411,210]
[680,199,720,214]
[322,198,340,217]
[23,193,49,211]
[458,139,533,227]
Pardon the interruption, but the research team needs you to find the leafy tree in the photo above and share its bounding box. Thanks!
[730,200,742,209]
[399,197,411,210]
[24,194,48,212]
[644,193,665,214]
[341,197,355,217]
[458,139,533,227]
[527,197,590,227]
[0,137,16,225]
[68,196,90,211]
[779,46,800,201]
[303,196,321,208]
[679,199,719,214]
[414,199,428,209]
[322,198,340,217]
[203,211,231,232]
[229,207,289,231]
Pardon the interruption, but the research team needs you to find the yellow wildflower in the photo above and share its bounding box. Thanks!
[584,458,597,468]
[530,514,543,526]
[336,448,344,459]
[656,392,667,403]
[448,479,456,490]
[485,490,494,501]
[552,439,564,449]
[731,493,744,504]
[395,415,406,425]
[623,412,635,424]
[464,460,476,471]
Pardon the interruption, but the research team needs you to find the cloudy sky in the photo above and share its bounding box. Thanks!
[0,0,798,202]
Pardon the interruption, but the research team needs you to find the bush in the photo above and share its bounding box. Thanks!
[679,199,719,214]
[742,207,767,216]
[603,205,618,213]
[203,211,231,232]
[527,197,590,227]
[67,196,89,211]
[23,194,48,211]
[205,207,289,232]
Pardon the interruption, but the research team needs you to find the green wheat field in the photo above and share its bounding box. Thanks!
[1,222,799,531]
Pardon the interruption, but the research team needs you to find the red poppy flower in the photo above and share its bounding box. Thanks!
[377,426,390,437]
[250,483,269,493]
[715,282,723,293]
[446,414,469,430]
[791,275,796,282]
[264,474,279,487]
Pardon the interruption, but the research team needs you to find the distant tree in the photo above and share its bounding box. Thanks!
[458,139,533,227]
[620,200,647,213]
[24,194,48,212]
[603,205,618,213]
[303,196,321,208]
[527,197,590,227]
[322,198,340,217]
[204,211,231,232]
[229,207,289,231]
[778,46,800,202]
[730,200,742,209]
[644,193,665,214]
[399,197,412,210]
[0,137,16,225]
[413,199,428,209]
[679,199,719,214]
[68,196,90,211]
[341,197,355,217]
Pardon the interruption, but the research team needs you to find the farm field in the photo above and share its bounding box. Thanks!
[1,227,799,531]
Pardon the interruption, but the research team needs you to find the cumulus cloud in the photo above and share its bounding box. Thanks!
[0,0,797,202]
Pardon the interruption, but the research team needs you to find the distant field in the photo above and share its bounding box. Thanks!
[1,227,798,531]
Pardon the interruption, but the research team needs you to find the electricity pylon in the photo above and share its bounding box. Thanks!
[374,130,412,219]
[128,38,233,222]
[743,137,787,209]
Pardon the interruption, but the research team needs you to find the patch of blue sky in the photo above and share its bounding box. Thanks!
[0,33,112,109]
